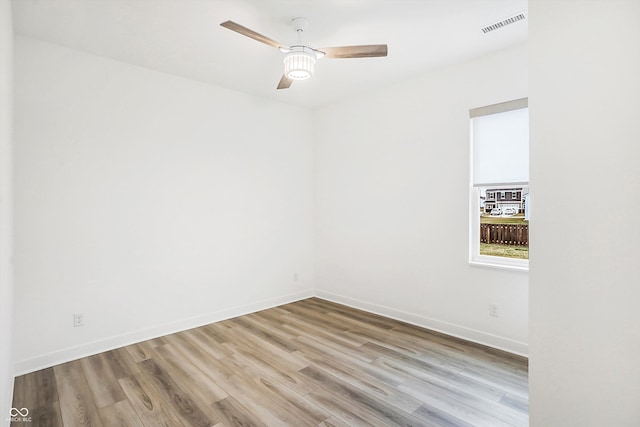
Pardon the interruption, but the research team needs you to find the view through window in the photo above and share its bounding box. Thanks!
[479,186,529,260]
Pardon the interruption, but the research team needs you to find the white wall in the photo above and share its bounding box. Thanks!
[314,44,529,355]
[13,36,314,374]
[529,1,640,426]
[0,0,14,421]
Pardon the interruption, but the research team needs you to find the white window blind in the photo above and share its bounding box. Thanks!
[471,99,528,187]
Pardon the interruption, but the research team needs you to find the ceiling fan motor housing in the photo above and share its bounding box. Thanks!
[283,46,316,80]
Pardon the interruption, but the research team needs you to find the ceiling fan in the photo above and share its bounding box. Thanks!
[220,18,388,90]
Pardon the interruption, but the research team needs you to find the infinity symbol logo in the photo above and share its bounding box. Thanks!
[10,407,29,417]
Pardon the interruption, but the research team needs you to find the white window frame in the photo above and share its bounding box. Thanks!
[469,98,529,272]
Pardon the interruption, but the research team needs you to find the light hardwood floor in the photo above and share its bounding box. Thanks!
[12,298,528,426]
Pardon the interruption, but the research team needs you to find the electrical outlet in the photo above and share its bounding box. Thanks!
[73,313,84,327]
[293,273,299,282]
[489,304,500,317]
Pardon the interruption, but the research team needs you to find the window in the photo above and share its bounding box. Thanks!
[469,98,529,270]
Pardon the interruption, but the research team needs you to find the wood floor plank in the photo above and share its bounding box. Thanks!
[118,373,186,427]
[221,341,318,395]
[305,386,377,427]
[11,374,25,410]
[221,324,308,371]
[280,311,370,348]
[300,365,427,427]
[398,378,527,427]
[459,366,528,399]
[100,400,144,427]
[235,359,329,425]
[162,332,234,383]
[279,302,353,333]
[292,336,407,388]
[499,392,529,414]
[321,305,406,331]
[123,341,156,364]
[12,368,63,425]
[293,345,423,414]
[12,369,63,427]
[13,367,58,408]
[249,308,300,340]
[294,333,377,365]
[317,416,353,427]
[54,360,104,427]
[413,403,477,427]
[374,356,507,403]
[80,354,127,408]
[342,320,475,372]
[210,326,316,395]
[182,328,232,360]
[102,347,140,380]
[210,371,306,426]
[13,298,528,426]
[227,315,299,353]
[154,343,228,404]
[306,298,409,330]
[392,323,528,371]
[30,403,64,426]
[363,341,462,378]
[145,345,227,424]
[138,358,217,427]
[212,396,269,427]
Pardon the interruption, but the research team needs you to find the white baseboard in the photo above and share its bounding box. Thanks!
[13,289,314,376]
[14,287,527,375]
[314,290,528,357]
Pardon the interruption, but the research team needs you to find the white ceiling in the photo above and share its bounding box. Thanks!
[12,0,528,109]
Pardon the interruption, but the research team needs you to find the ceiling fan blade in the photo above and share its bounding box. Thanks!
[220,20,283,49]
[317,45,388,59]
[277,75,294,90]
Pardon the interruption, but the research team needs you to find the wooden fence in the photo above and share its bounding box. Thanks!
[480,224,529,246]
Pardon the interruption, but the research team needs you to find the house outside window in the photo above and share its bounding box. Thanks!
[482,187,526,214]
[469,98,529,271]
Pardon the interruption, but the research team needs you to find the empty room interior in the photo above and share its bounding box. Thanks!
[1,0,639,426]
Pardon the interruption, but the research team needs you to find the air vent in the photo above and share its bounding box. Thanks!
[481,12,527,34]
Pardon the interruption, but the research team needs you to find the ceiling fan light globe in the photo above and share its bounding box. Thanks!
[283,50,315,80]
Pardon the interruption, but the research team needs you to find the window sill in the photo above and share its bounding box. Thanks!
[469,257,529,272]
